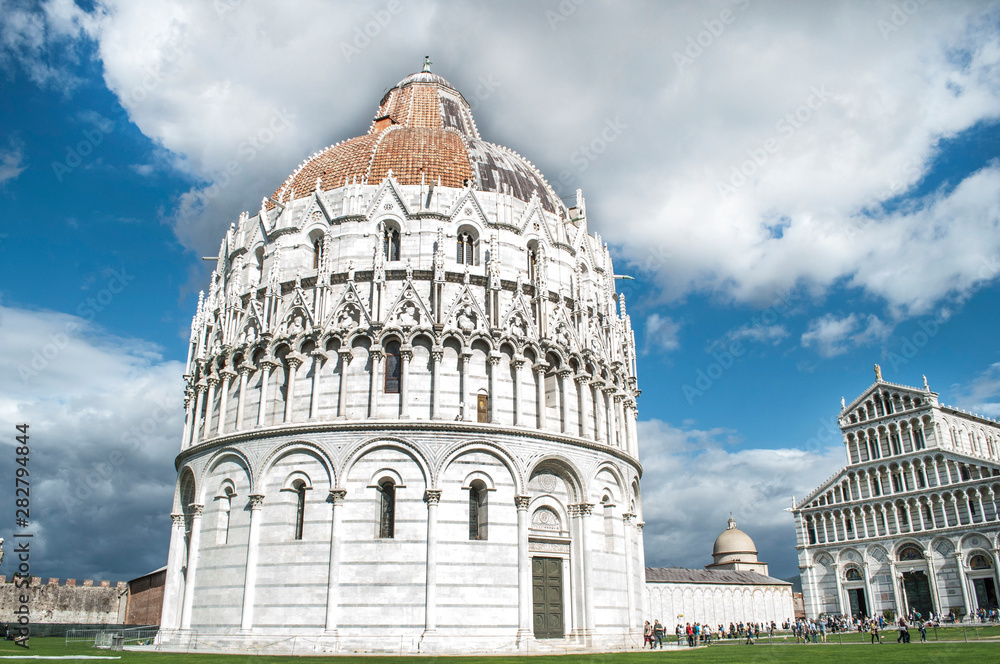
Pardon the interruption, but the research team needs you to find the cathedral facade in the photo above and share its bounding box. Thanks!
[793,368,1000,620]
[158,65,644,653]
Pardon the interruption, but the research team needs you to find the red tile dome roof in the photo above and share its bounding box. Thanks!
[271,68,564,214]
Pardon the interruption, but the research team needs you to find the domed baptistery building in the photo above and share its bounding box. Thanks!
[158,63,645,653]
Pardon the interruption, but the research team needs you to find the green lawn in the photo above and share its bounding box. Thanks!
[1,633,997,664]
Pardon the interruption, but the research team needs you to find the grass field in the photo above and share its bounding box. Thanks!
[0,631,996,664]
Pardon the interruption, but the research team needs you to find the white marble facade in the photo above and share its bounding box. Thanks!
[793,368,1000,620]
[159,67,645,653]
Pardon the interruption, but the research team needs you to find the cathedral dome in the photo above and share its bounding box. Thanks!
[712,516,758,563]
[271,66,564,214]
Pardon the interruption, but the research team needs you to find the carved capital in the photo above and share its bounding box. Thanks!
[487,354,502,367]
[338,349,354,362]
[206,376,220,387]
[237,364,253,376]
[189,504,205,517]
[400,347,413,361]
[622,512,636,524]
[171,513,185,526]
[248,494,265,509]
[431,348,444,362]
[574,374,590,385]
[533,363,548,375]
[220,368,238,381]
[370,346,385,360]
[310,349,329,362]
[425,489,442,505]
[329,489,347,505]
[558,369,572,379]
[569,502,594,516]
[285,352,305,368]
[514,495,531,511]
[260,357,280,370]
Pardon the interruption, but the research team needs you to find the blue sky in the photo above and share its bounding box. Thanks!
[1,0,999,585]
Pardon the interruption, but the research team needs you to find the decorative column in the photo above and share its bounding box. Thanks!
[917,499,927,531]
[423,490,442,635]
[954,552,972,619]
[337,349,352,419]
[990,548,1000,611]
[534,364,547,430]
[557,369,571,434]
[309,350,327,420]
[887,561,903,615]
[575,374,590,438]
[977,490,986,524]
[592,382,605,443]
[162,513,187,630]
[621,513,637,632]
[191,381,207,446]
[179,504,204,630]
[282,355,303,423]
[460,351,472,421]
[515,495,532,644]
[257,359,277,427]
[181,388,195,449]
[399,346,413,419]
[325,489,347,635]
[861,562,875,618]
[572,503,596,638]
[511,357,525,426]
[216,369,235,436]
[240,494,265,632]
[234,365,251,431]
[431,347,443,420]
[368,346,383,418]
[603,387,616,445]
[203,376,218,440]
[488,353,501,423]
[924,549,942,616]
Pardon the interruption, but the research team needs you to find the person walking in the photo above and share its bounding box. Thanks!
[870,620,880,644]
[653,619,664,649]
[918,619,927,642]
[643,620,653,649]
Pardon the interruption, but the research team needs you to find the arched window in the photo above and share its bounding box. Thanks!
[602,496,615,551]
[384,340,401,393]
[383,226,401,261]
[469,481,488,540]
[845,568,862,581]
[527,247,537,282]
[898,545,923,561]
[293,480,307,540]
[378,478,395,538]
[457,232,475,265]
[313,237,324,270]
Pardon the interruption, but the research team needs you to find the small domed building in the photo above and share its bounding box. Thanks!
[158,62,645,653]
[646,518,794,631]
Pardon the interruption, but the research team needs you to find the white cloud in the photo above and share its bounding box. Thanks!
[728,322,788,345]
[801,313,859,357]
[638,419,843,577]
[643,313,681,354]
[0,145,25,184]
[5,0,994,320]
[0,305,184,581]
[954,361,1000,418]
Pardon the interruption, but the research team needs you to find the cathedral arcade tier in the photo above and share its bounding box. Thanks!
[792,367,1000,620]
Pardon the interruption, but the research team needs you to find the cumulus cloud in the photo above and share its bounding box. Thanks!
[0,306,184,582]
[638,419,843,577]
[728,322,788,345]
[643,313,681,354]
[801,312,893,357]
[954,361,1000,418]
[6,0,996,322]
